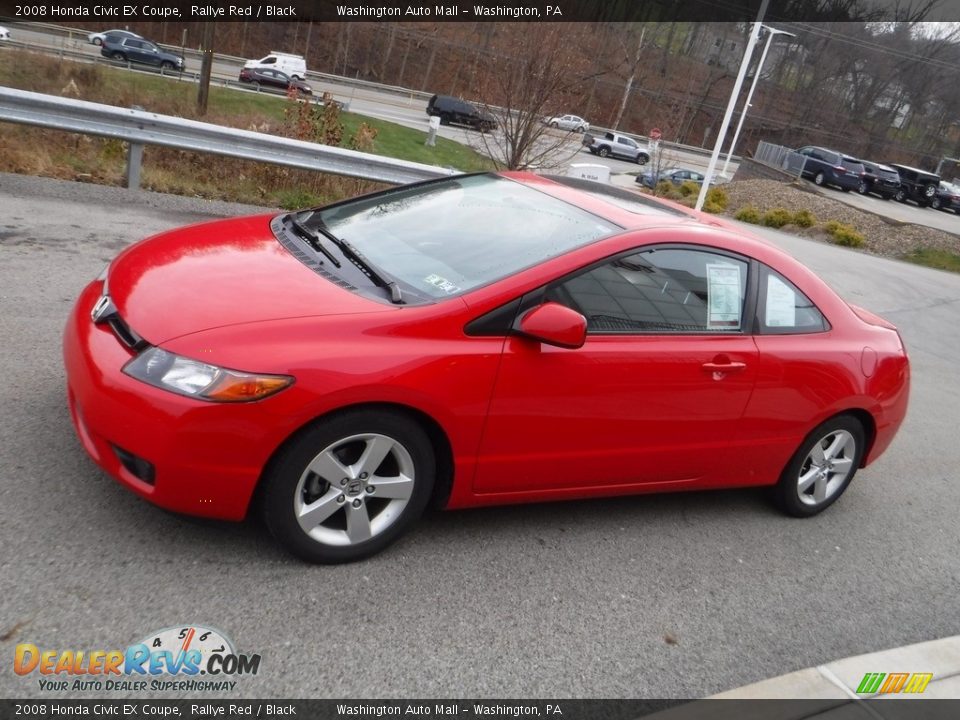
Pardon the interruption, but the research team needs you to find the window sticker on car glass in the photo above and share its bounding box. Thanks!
[706,263,742,329]
[766,275,797,327]
[424,274,461,295]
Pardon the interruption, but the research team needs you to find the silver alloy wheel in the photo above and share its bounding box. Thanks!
[294,433,415,547]
[796,429,856,506]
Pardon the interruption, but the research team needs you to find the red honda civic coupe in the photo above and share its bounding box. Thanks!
[64,172,910,563]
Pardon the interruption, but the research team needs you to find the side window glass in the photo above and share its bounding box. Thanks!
[262,57,276,65]
[760,268,828,334]
[547,248,748,334]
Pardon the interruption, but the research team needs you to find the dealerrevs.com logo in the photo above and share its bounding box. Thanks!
[14,625,261,693]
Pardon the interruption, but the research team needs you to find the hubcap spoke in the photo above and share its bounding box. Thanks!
[823,432,850,461]
[798,466,819,493]
[345,503,373,543]
[814,476,828,503]
[831,457,854,475]
[358,436,394,477]
[307,450,350,482]
[297,486,344,531]
[372,473,415,500]
[808,443,827,466]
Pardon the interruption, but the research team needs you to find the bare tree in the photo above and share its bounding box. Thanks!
[470,24,603,170]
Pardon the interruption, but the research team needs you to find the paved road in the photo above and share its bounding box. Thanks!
[1,174,958,699]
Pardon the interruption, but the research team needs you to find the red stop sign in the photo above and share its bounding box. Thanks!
[650,128,662,141]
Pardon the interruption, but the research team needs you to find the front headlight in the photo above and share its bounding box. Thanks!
[123,347,293,402]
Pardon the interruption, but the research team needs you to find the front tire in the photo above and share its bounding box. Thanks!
[773,415,864,518]
[597,146,610,158]
[895,189,906,202]
[110,52,125,61]
[636,153,649,165]
[814,172,826,186]
[857,180,869,195]
[262,409,436,563]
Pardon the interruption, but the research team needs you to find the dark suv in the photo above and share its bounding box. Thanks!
[426,95,496,131]
[101,35,184,71]
[887,164,940,207]
[795,146,864,192]
[857,161,900,199]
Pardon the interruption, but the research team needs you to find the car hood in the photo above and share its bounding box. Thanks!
[106,214,393,345]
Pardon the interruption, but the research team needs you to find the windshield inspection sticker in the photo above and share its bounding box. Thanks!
[424,274,461,294]
[706,263,742,329]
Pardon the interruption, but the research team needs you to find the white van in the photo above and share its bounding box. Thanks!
[243,52,307,80]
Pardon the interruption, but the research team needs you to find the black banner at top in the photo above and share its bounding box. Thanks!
[3,0,960,22]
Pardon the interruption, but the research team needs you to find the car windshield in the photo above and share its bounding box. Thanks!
[303,174,620,299]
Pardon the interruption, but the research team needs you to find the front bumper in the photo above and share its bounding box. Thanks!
[62,281,276,521]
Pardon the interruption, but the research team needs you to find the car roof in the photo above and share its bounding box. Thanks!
[888,163,938,176]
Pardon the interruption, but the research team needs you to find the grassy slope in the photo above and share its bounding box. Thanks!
[0,51,491,207]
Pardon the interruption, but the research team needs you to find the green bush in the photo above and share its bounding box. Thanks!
[762,208,793,228]
[734,206,761,224]
[822,220,865,247]
[792,209,816,228]
[702,200,724,214]
[678,180,700,197]
[826,224,865,247]
[706,186,729,211]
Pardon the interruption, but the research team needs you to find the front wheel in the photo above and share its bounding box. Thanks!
[857,180,869,195]
[261,409,435,563]
[161,61,175,70]
[597,146,610,158]
[814,172,826,186]
[636,153,649,165]
[895,189,906,203]
[773,415,864,518]
[110,52,125,61]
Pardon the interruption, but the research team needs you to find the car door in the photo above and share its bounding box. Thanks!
[615,136,638,159]
[140,41,162,66]
[474,245,759,495]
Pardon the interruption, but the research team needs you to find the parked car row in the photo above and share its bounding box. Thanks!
[794,145,949,211]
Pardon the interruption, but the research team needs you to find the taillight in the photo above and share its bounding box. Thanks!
[834,165,847,175]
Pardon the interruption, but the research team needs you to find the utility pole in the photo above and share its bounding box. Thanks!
[197,23,215,116]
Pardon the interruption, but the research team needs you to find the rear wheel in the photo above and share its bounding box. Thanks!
[932,197,942,210]
[262,409,435,563]
[773,415,864,518]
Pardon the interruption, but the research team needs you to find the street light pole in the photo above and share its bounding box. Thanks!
[720,26,796,179]
[695,0,770,211]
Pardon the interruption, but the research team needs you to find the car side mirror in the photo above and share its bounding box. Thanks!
[515,302,587,349]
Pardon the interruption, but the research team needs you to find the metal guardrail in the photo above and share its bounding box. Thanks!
[754,140,804,178]
[0,86,457,188]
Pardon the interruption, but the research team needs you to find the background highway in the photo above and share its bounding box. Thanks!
[1,173,958,699]
[4,23,958,238]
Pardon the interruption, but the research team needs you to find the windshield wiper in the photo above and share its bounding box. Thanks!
[314,221,404,305]
[287,215,342,268]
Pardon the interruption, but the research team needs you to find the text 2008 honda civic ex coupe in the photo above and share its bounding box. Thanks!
[64,173,909,563]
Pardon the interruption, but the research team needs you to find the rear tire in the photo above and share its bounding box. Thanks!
[932,197,942,210]
[262,409,435,564]
[773,415,864,518]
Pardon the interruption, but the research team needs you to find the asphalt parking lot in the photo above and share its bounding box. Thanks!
[1,172,958,700]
